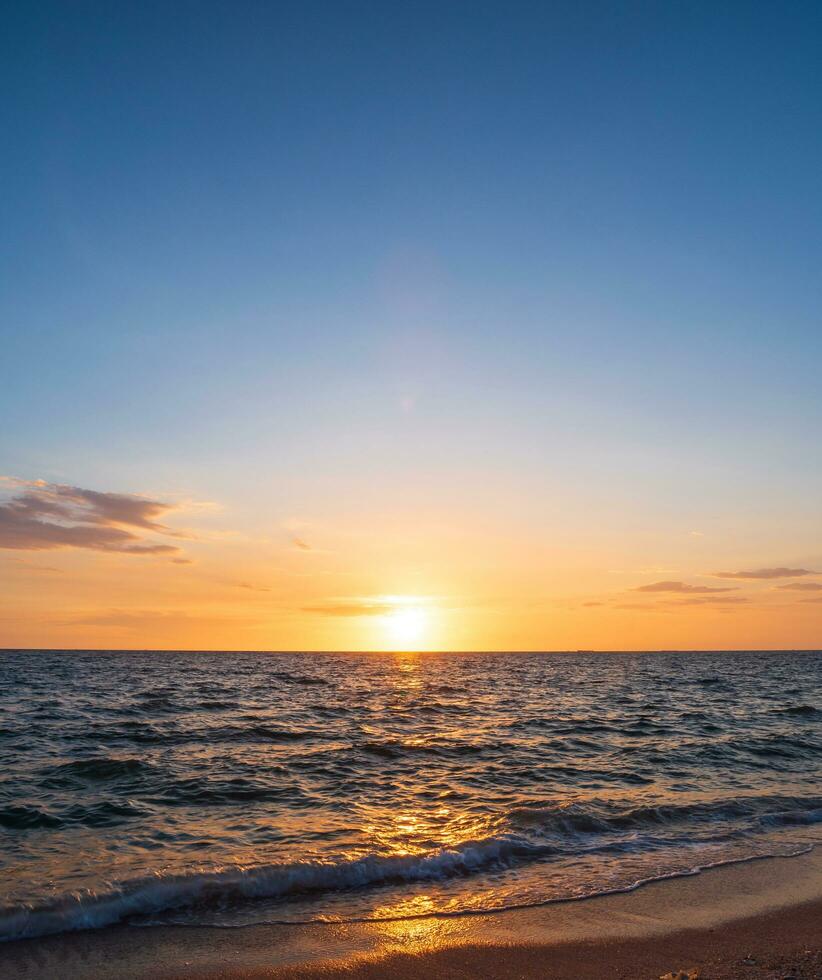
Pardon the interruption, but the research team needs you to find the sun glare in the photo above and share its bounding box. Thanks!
[380,596,431,650]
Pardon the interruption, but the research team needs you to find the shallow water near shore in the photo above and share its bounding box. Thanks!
[2,649,821,941]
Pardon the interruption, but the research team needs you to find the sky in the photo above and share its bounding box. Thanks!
[2,1,822,651]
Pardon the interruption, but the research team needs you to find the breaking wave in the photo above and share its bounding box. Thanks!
[2,793,821,941]
[2,833,815,943]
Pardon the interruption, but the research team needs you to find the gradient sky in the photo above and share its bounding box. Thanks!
[2,1,822,650]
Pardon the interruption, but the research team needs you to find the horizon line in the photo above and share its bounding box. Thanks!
[2,647,821,655]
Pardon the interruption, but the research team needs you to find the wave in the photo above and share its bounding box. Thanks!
[356,737,501,760]
[0,800,145,830]
[776,704,819,717]
[271,672,329,686]
[136,696,177,712]
[0,836,547,942]
[504,794,822,836]
[0,836,815,943]
[742,734,822,759]
[152,776,295,806]
[0,805,62,830]
[3,793,822,941]
[226,725,313,743]
[57,723,319,748]
[44,757,154,782]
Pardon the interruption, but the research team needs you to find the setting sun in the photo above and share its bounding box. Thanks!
[379,597,432,650]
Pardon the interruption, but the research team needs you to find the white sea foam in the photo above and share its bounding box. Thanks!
[0,836,543,941]
[0,839,814,942]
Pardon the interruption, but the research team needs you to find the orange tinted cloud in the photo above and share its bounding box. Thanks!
[4,557,62,572]
[302,600,387,617]
[633,581,736,594]
[714,567,816,579]
[669,596,749,606]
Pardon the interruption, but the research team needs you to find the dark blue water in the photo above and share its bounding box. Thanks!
[1,650,821,941]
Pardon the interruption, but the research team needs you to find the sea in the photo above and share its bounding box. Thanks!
[1,649,821,942]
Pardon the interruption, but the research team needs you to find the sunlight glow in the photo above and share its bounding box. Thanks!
[383,606,428,649]
[379,596,431,650]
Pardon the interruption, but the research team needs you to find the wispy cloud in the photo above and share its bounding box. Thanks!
[614,594,748,612]
[608,567,678,575]
[236,581,272,592]
[614,602,666,611]
[669,596,749,606]
[62,610,188,628]
[0,477,186,557]
[302,599,388,617]
[633,581,737,594]
[58,609,259,629]
[282,519,335,555]
[4,556,62,572]
[775,582,822,591]
[301,595,434,617]
[714,567,816,580]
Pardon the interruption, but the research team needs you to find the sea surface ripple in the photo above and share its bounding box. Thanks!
[1,650,821,941]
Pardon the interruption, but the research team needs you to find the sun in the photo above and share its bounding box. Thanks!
[384,606,427,649]
[380,596,431,650]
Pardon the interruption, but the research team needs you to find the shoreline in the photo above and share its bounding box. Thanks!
[2,846,821,979]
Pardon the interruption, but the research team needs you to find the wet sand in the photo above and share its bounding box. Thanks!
[2,848,821,979]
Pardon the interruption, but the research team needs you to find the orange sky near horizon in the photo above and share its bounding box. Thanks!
[2,476,821,652]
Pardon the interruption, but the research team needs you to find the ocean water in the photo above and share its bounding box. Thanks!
[1,649,821,942]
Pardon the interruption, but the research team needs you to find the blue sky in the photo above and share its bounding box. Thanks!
[2,2,822,649]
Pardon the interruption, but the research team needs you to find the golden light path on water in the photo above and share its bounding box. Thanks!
[363,652,487,849]
[348,651,499,923]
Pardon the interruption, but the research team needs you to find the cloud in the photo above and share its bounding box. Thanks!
[291,536,312,551]
[669,596,749,606]
[300,596,435,617]
[58,609,259,630]
[582,601,605,607]
[714,567,816,580]
[0,477,185,557]
[614,602,666,611]
[63,610,188,628]
[633,581,737,594]
[614,595,748,612]
[775,582,822,591]
[302,600,388,617]
[4,557,62,572]
[236,581,271,592]
[607,567,678,575]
